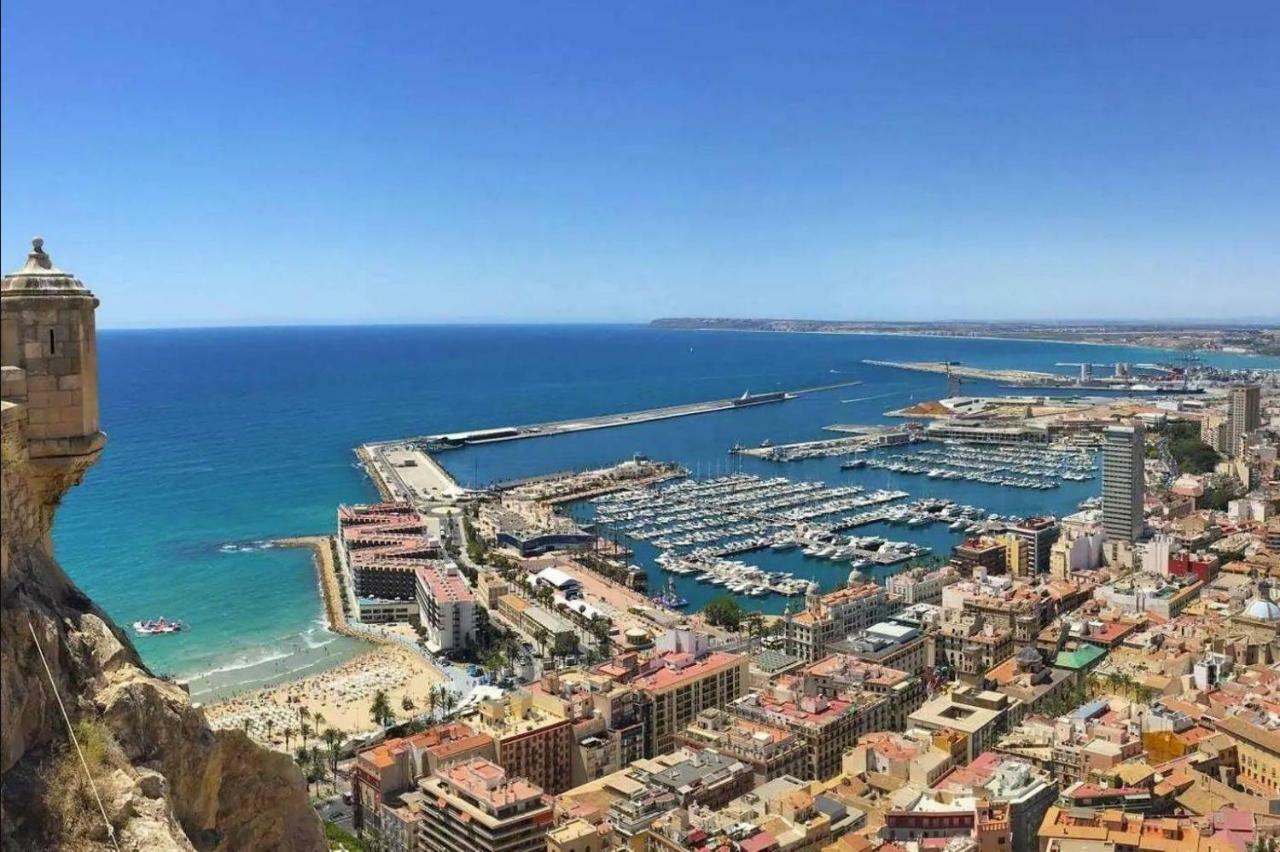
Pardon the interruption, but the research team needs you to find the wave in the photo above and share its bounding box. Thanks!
[179,648,292,681]
[301,632,337,650]
[190,656,339,697]
[217,539,278,554]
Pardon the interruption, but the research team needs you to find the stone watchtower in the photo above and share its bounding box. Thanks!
[1,238,105,552]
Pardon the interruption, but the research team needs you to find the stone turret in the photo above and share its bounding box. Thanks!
[1,241,324,849]
[1,238,106,550]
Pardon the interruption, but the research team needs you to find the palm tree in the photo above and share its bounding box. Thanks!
[322,727,342,778]
[441,690,459,719]
[426,684,442,722]
[241,719,251,735]
[370,689,393,730]
[307,746,326,797]
[300,722,313,749]
[744,612,766,649]
[401,694,415,713]
[283,726,295,752]
[531,625,550,658]
[312,711,326,731]
[265,718,275,743]
[298,706,311,747]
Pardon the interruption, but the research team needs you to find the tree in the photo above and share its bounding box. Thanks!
[321,727,342,778]
[744,612,766,647]
[370,690,394,729]
[552,632,578,659]
[300,722,313,750]
[531,625,551,658]
[265,718,275,743]
[704,595,744,631]
[283,726,295,752]
[401,694,415,713]
[588,616,613,655]
[298,706,311,747]
[483,649,506,674]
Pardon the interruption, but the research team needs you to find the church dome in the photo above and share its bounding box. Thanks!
[1244,598,1280,621]
[806,579,821,596]
[847,567,864,586]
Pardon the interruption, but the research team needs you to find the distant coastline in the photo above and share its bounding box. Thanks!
[649,318,1280,358]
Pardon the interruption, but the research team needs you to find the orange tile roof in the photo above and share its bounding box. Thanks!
[629,651,743,692]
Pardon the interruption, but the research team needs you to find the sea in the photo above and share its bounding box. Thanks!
[51,325,1278,702]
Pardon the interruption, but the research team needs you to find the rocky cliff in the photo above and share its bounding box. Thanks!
[0,401,325,849]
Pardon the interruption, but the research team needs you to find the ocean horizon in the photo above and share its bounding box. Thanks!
[52,324,1279,701]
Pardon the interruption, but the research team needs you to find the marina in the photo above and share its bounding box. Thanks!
[845,441,1097,490]
[585,472,1018,600]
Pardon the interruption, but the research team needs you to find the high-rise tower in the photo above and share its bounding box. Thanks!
[1101,424,1144,544]
[1228,384,1261,459]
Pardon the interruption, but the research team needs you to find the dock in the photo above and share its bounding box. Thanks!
[862,359,1064,385]
[374,380,864,451]
[735,425,915,460]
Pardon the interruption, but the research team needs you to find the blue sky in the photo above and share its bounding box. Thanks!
[2,2,1277,327]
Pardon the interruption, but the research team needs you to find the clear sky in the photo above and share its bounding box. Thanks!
[2,2,1277,328]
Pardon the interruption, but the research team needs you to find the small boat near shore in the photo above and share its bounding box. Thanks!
[133,617,184,636]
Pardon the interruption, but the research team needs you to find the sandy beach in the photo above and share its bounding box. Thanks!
[202,644,448,750]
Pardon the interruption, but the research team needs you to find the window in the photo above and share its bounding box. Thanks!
[49,329,56,355]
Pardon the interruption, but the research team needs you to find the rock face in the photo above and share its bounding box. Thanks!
[0,242,325,851]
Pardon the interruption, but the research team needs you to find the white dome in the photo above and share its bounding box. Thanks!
[1245,599,1280,621]
[806,580,821,595]
[847,568,864,586]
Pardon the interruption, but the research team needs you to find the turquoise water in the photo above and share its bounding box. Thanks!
[53,325,1277,696]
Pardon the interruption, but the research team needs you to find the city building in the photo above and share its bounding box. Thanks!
[844,730,957,787]
[1102,424,1145,543]
[1092,573,1203,620]
[1008,517,1061,575]
[546,819,603,852]
[827,615,930,676]
[596,647,748,757]
[1201,412,1230,455]
[908,685,1018,762]
[952,537,1009,576]
[936,614,1015,683]
[494,593,578,656]
[415,758,552,852]
[486,507,594,557]
[338,502,443,602]
[984,647,1075,717]
[800,653,926,729]
[1228,384,1262,459]
[887,563,960,605]
[352,725,496,830]
[528,670,646,786]
[782,582,891,662]
[935,754,1059,852]
[732,678,893,780]
[1037,805,1218,852]
[463,691,575,795]
[673,708,808,783]
[1215,715,1280,797]
[415,563,476,654]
